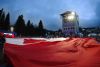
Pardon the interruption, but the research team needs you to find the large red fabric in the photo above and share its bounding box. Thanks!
[4,38,100,67]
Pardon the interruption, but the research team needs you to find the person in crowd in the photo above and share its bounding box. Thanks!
[0,33,6,66]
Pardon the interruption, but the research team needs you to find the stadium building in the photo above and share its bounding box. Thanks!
[60,11,79,36]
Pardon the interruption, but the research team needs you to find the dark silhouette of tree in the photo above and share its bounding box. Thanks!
[0,9,10,31]
[26,20,31,36]
[34,24,39,36]
[30,23,35,36]
[14,15,26,36]
[26,20,35,36]
[0,9,4,30]
[38,20,44,29]
[0,8,3,17]
[38,20,45,36]
[0,11,5,30]
[5,13,10,31]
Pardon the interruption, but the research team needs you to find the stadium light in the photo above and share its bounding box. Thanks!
[67,15,75,20]
[67,12,76,21]
[71,12,75,15]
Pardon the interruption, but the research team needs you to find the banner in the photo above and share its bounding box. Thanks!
[4,38,100,67]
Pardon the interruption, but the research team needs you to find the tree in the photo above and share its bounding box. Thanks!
[0,8,4,30]
[26,20,31,36]
[38,20,45,36]
[26,20,35,36]
[0,12,5,30]
[14,15,26,36]
[0,8,3,17]
[5,13,10,31]
[38,20,44,29]
[30,23,35,36]
[0,9,10,31]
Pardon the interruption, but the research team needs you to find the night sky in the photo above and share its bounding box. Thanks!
[0,0,100,30]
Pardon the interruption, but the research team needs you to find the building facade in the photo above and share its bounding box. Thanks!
[61,11,79,36]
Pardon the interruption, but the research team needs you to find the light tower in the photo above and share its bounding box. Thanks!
[60,11,79,36]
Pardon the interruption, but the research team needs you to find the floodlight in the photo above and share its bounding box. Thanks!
[67,15,75,20]
[71,12,75,15]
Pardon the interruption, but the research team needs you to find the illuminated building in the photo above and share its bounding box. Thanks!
[60,11,79,36]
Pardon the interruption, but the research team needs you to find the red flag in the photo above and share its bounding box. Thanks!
[4,38,100,67]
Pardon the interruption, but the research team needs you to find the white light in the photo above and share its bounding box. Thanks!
[71,12,75,15]
[67,15,75,20]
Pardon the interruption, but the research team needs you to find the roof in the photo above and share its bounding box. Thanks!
[60,11,77,17]
[61,11,73,16]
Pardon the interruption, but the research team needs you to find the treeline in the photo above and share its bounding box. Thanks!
[0,8,46,37]
[0,8,10,31]
[15,15,45,37]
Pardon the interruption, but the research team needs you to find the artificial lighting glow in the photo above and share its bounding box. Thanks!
[71,12,75,15]
[67,15,75,20]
